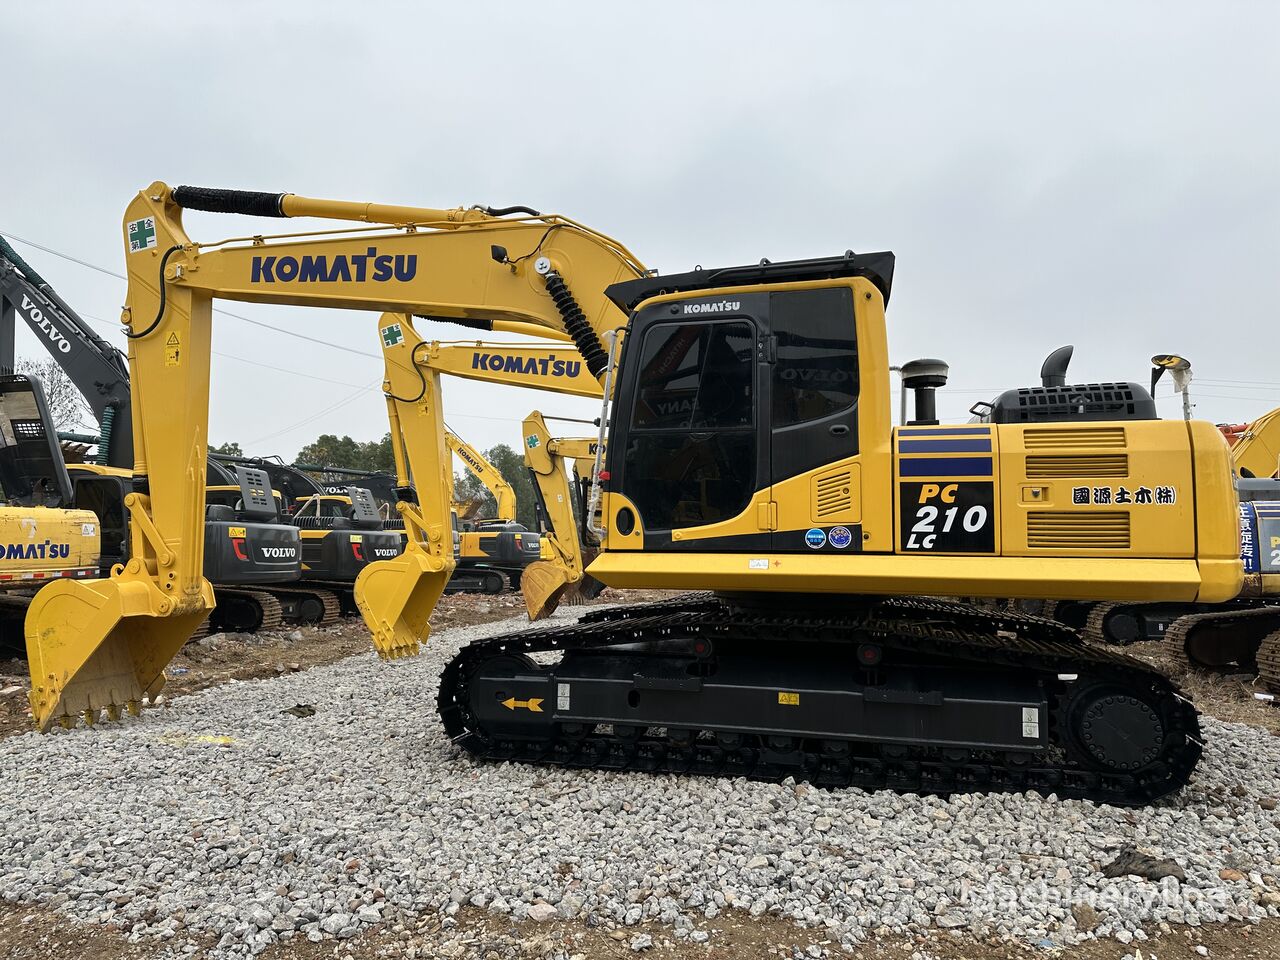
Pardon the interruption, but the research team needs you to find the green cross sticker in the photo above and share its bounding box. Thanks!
[381,323,404,347]
[127,217,157,253]
[526,435,540,449]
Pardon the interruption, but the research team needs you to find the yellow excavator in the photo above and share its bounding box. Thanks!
[443,428,538,594]
[447,429,516,520]
[519,411,607,619]
[380,334,605,607]
[27,182,1244,806]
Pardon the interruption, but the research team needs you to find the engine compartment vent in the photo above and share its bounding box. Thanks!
[1025,454,1129,479]
[1027,511,1131,550]
[1024,427,1127,449]
[814,470,853,519]
[991,382,1157,424]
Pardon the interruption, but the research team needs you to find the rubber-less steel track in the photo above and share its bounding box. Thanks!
[210,587,286,634]
[267,586,342,627]
[438,594,1201,806]
[1160,606,1280,671]
[1257,629,1280,694]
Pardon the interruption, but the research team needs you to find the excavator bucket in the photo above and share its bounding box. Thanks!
[25,578,212,732]
[354,547,451,659]
[521,559,579,621]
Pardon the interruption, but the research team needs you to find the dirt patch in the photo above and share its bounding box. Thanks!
[259,907,1280,960]
[0,903,156,959]
[0,588,673,738]
[1122,638,1280,736]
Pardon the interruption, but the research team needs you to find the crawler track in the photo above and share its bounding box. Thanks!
[438,594,1201,806]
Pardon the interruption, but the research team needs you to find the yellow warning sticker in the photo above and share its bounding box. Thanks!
[778,692,800,706]
[166,332,180,346]
[351,534,363,542]
[165,332,181,366]
[228,526,246,538]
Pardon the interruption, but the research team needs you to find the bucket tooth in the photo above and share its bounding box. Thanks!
[25,576,213,732]
[354,548,450,660]
[104,703,121,722]
[125,699,141,717]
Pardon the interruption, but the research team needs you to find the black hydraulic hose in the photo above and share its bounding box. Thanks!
[171,185,289,217]
[543,271,608,378]
[383,341,430,403]
[481,204,542,218]
[125,245,182,339]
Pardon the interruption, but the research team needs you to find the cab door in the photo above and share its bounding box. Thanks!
[612,301,770,550]
[766,286,862,551]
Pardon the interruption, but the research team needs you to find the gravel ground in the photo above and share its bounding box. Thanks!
[1,613,1279,959]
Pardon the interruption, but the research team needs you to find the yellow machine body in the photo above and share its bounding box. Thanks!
[0,506,100,587]
[23,181,1242,729]
[591,277,1241,605]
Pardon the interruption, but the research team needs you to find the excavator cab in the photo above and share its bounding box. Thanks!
[202,466,302,585]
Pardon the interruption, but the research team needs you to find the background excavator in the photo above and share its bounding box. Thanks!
[0,235,329,635]
[26,182,1245,808]
[209,453,403,615]
[0,374,101,646]
[977,348,1280,691]
[520,411,607,618]
[444,428,541,594]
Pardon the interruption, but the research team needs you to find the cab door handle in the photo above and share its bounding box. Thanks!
[829,424,850,436]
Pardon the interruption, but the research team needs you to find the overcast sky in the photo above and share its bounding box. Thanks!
[3,2,1277,465]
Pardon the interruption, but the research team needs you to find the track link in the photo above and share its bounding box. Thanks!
[268,587,342,627]
[1082,602,1122,645]
[1257,629,1280,694]
[1163,606,1280,672]
[210,587,286,635]
[438,594,1201,806]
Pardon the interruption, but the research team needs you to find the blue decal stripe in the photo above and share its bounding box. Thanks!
[899,457,994,478]
[896,427,992,436]
[897,439,993,453]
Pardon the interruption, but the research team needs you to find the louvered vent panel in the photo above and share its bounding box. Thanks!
[814,470,853,519]
[1025,454,1129,478]
[1023,427,1126,449]
[1027,512,1130,549]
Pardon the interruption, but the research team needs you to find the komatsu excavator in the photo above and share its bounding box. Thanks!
[0,236,340,634]
[987,351,1280,689]
[26,182,1244,806]
[444,428,540,594]
[520,411,607,618]
[374,333,605,605]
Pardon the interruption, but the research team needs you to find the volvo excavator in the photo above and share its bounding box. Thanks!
[0,235,360,635]
[209,453,403,614]
[25,182,1245,806]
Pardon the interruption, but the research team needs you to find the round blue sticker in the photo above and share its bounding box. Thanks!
[828,526,853,549]
[804,528,827,549]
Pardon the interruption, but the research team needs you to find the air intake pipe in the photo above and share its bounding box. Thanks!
[900,359,949,425]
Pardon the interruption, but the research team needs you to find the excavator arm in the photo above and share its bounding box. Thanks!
[0,237,133,467]
[373,323,607,618]
[446,430,516,522]
[25,182,643,730]
[520,412,606,619]
[1225,406,1280,479]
